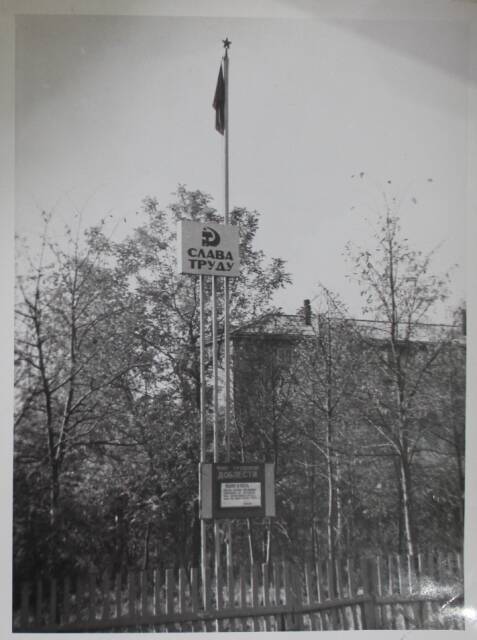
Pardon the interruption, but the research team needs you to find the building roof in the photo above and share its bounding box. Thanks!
[232,312,315,339]
[232,311,465,345]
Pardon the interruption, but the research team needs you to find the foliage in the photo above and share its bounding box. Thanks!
[230,188,465,564]
[13,183,465,585]
[14,188,291,582]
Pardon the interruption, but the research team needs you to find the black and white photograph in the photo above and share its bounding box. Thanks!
[7,0,477,634]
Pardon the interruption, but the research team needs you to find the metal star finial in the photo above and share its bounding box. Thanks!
[222,38,231,50]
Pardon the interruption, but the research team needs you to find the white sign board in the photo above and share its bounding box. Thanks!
[177,221,240,277]
[220,482,262,508]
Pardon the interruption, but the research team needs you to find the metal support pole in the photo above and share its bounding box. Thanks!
[199,275,207,609]
[212,276,219,465]
[212,276,221,629]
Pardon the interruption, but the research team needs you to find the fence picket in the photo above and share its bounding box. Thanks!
[335,557,347,629]
[375,556,384,629]
[88,571,96,623]
[20,581,30,629]
[75,575,84,623]
[326,559,340,629]
[304,562,317,630]
[48,578,57,626]
[62,576,71,625]
[293,565,304,630]
[101,570,110,621]
[165,567,174,629]
[360,557,377,629]
[153,569,161,617]
[451,551,458,581]
[114,572,122,620]
[431,550,441,628]
[35,577,43,627]
[456,551,462,576]
[203,564,211,632]
[250,563,260,631]
[178,567,187,631]
[282,561,293,630]
[432,550,444,628]
[337,557,352,630]
[13,548,464,633]
[215,563,223,632]
[376,555,382,595]
[128,570,136,620]
[190,567,199,632]
[238,565,246,631]
[435,551,447,628]
[315,558,328,629]
[272,562,280,605]
[406,554,413,594]
[437,550,445,582]
[420,552,434,629]
[139,570,147,619]
[262,562,271,631]
[226,556,233,605]
[401,555,416,629]
[381,555,393,629]
[446,552,460,630]
[347,557,360,629]
[394,555,406,629]
[396,554,403,594]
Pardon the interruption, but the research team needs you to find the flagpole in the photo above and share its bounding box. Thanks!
[224,48,230,225]
[222,39,234,580]
[223,45,230,452]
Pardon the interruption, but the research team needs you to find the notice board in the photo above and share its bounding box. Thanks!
[199,463,275,519]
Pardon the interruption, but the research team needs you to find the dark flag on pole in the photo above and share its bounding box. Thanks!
[213,64,225,134]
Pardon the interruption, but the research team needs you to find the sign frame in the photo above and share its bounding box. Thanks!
[177,220,240,277]
[199,462,276,520]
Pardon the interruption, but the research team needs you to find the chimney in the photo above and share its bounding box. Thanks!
[304,299,312,326]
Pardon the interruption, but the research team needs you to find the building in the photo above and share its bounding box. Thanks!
[230,301,466,560]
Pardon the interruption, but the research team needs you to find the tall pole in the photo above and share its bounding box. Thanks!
[212,278,219,464]
[199,275,207,608]
[222,39,234,578]
[223,45,230,455]
[212,275,221,629]
[212,39,229,608]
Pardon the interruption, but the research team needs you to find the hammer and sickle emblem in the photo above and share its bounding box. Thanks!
[202,226,221,247]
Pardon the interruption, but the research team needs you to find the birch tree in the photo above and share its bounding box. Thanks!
[293,291,364,565]
[14,214,149,574]
[346,196,456,556]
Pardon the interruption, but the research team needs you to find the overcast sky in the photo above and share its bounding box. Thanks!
[15,13,470,320]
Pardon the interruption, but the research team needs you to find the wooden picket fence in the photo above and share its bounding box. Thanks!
[14,550,464,632]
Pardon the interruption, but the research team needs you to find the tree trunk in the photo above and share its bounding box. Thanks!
[48,461,61,573]
[326,413,338,566]
[452,419,465,543]
[142,521,151,570]
[312,520,319,565]
[335,455,343,556]
[246,518,255,565]
[263,519,271,564]
[399,455,415,557]
[326,449,334,564]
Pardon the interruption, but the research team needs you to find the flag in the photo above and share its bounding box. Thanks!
[213,64,225,134]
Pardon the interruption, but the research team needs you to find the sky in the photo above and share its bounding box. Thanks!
[15,12,471,321]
